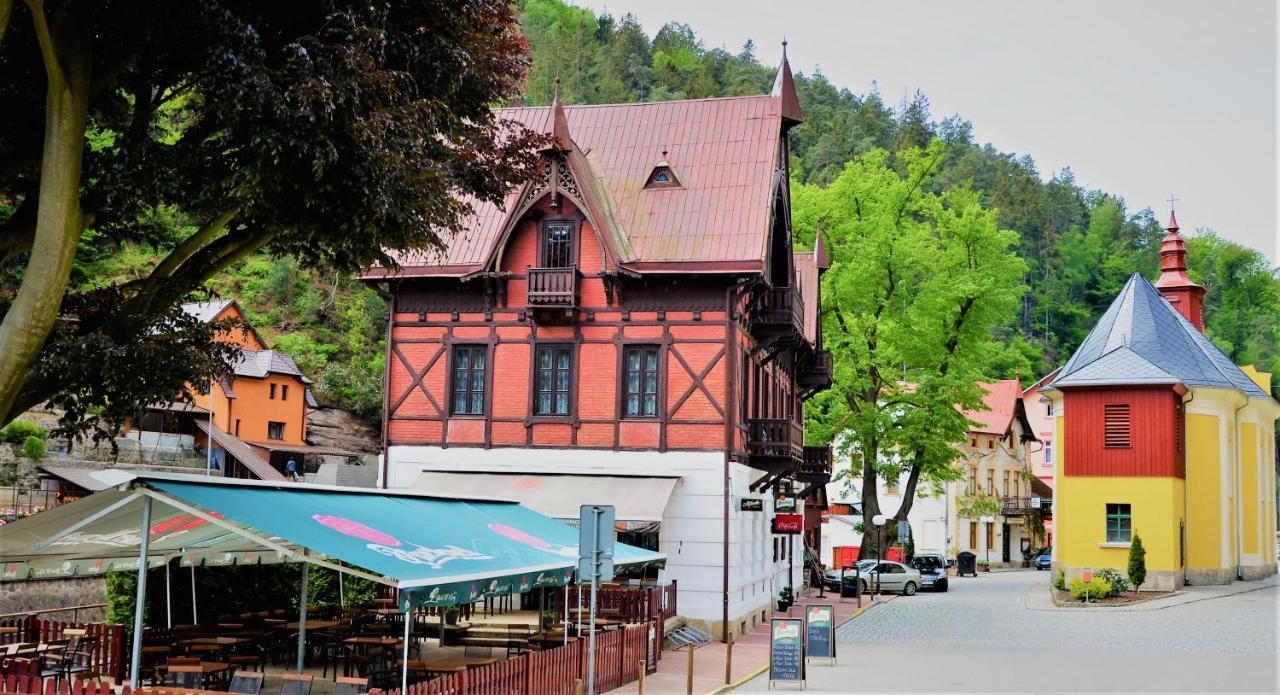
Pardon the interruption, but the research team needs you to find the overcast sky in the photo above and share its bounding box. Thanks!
[575,0,1278,262]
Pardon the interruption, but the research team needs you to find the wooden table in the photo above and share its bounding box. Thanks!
[343,637,401,648]
[0,627,18,635]
[417,656,499,673]
[526,633,577,649]
[181,637,250,646]
[285,620,339,631]
[157,661,232,690]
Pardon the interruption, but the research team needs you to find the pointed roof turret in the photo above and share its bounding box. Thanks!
[814,222,830,270]
[1046,273,1266,397]
[1153,200,1206,329]
[543,76,573,152]
[770,40,803,128]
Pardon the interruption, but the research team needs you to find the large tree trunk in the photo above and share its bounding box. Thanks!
[0,4,90,424]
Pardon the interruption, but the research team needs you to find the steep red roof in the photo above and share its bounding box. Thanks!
[965,379,1023,435]
[793,252,819,345]
[367,95,785,278]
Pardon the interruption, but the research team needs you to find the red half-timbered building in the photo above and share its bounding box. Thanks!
[363,51,832,638]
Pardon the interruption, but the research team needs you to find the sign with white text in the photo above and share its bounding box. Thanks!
[769,617,805,684]
[805,604,835,663]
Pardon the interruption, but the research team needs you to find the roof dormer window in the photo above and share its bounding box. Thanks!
[644,156,680,189]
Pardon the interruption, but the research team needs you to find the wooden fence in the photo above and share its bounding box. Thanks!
[0,617,124,682]
[368,621,655,695]
[553,581,677,625]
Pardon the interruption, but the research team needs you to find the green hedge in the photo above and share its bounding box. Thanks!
[1,420,47,444]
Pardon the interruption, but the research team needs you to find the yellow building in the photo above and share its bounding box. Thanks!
[1042,213,1278,590]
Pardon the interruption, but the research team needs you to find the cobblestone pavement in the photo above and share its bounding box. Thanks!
[734,570,1279,693]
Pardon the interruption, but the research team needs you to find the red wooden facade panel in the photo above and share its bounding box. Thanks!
[1062,386,1183,477]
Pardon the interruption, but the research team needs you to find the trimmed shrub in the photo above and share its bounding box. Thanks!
[1128,535,1148,591]
[1095,567,1129,596]
[22,435,44,462]
[1,419,47,444]
[1068,576,1111,601]
[1053,569,1066,591]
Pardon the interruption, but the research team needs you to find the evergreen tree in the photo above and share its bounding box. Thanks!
[1128,535,1147,592]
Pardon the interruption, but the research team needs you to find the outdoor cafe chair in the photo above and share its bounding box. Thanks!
[164,664,203,689]
[333,676,369,695]
[506,625,531,658]
[278,672,314,695]
[228,670,265,695]
[228,643,268,672]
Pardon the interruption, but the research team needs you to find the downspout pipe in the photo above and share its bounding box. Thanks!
[380,288,396,489]
[722,283,737,643]
[1233,394,1248,580]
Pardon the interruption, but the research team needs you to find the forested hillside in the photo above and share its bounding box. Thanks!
[24,0,1277,428]
[518,0,1279,385]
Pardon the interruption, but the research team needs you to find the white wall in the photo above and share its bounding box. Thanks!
[386,445,797,630]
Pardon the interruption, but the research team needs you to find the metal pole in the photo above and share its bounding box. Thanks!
[587,506,601,695]
[191,565,198,624]
[165,560,172,628]
[401,607,412,693]
[296,559,310,674]
[685,647,694,695]
[205,375,215,476]
[128,496,153,689]
[338,570,345,608]
[563,582,570,647]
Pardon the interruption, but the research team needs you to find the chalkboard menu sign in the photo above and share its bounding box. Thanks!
[769,617,805,685]
[805,604,835,662]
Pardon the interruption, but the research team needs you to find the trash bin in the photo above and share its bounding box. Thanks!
[956,551,977,577]
[839,568,862,598]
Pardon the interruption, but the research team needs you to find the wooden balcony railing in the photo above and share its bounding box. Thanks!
[799,445,832,481]
[751,285,804,338]
[747,417,804,463]
[796,349,833,391]
[527,267,578,308]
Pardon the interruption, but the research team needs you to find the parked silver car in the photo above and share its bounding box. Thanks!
[833,559,921,596]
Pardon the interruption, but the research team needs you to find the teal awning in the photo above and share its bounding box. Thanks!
[0,473,665,606]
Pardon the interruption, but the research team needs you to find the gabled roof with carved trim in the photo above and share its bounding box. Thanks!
[365,94,789,278]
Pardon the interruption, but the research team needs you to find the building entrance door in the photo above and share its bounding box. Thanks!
[1001,522,1011,563]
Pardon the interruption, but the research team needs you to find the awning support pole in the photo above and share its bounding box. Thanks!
[338,570,345,608]
[400,607,412,694]
[128,496,153,689]
[296,557,310,674]
[191,565,198,624]
[165,561,172,629]
[563,582,569,647]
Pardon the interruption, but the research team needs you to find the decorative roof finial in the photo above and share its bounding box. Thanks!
[1166,193,1179,232]
[814,220,830,270]
[771,39,803,127]
[544,75,571,152]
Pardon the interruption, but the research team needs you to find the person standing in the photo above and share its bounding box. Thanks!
[285,457,300,481]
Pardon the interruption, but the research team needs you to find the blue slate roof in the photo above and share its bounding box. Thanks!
[1049,273,1269,398]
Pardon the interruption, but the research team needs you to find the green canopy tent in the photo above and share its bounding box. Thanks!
[0,472,664,690]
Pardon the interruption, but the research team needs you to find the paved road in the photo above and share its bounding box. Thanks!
[735,570,1279,693]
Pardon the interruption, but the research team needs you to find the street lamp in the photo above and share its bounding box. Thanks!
[871,514,887,600]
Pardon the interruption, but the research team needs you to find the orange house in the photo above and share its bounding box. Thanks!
[134,300,316,480]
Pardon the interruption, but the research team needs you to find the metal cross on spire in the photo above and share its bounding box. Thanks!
[1167,194,1178,211]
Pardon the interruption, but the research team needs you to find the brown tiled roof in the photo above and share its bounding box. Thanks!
[369,95,785,277]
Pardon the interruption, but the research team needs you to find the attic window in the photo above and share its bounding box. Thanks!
[644,164,680,189]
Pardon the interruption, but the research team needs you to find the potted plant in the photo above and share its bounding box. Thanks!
[541,609,559,630]
[443,605,460,625]
[1021,548,1034,568]
[978,560,991,573]
[777,586,793,612]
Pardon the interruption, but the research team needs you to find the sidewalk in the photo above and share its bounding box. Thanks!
[610,591,887,695]
[1023,573,1280,612]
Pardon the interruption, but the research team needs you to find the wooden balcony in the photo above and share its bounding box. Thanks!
[797,446,832,483]
[526,267,578,316]
[796,349,833,392]
[746,418,804,468]
[750,286,804,343]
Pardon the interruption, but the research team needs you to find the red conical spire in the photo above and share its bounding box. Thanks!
[1154,197,1205,331]
[771,40,803,127]
[543,76,572,152]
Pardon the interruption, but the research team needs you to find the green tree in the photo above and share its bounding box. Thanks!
[1128,534,1147,592]
[0,0,544,436]
[21,434,43,462]
[795,141,1027,558]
